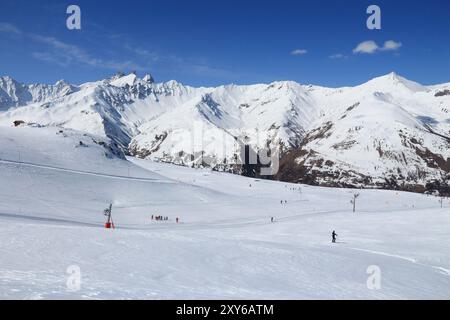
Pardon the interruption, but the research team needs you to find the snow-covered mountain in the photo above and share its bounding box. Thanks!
[0,72,448,195]
[276,73,450,195]
[0,76,78,110]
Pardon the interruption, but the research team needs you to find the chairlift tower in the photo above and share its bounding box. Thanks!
[351,193,360,213]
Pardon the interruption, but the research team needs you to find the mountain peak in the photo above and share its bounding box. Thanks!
[387,71,398,77]
[109,73,137,87]
[142,74,154,83]
[384,71,407,82]
[54,79,70,86]
[376,71,404,82]
[0,75,19,85]
[363,72,426,93]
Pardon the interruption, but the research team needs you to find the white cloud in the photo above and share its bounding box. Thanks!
[353,40,402,54]
[124,44,160,62]
[0,23,146,71]
[353,41,379,54]
[381,40,402,51]
[32,52,70,67]
[0,22,22,35]
[329,53,347,59]
[291,49,308,56]
[1,22,238,79]
[30,34,144,71]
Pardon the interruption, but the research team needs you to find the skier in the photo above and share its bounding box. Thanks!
[176,217,179,223]
[151,214,154,220]
[332,230,338,243]
[271,217,274,223]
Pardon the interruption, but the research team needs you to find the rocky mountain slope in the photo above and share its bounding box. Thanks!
[0,72,448,195]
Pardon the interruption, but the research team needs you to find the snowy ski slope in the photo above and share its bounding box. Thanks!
[0,126,449,299]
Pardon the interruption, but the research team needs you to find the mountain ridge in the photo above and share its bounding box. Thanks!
[0,72,448,195]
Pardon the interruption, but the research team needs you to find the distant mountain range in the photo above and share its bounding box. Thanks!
[1,72,449,195]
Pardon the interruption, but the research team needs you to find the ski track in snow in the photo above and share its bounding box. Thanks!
[346,247,450,277]
[0,158,174,183]
[0,211,101,228]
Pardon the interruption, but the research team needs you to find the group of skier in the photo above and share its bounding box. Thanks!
[152,215,168,221]
[151,215,179,223]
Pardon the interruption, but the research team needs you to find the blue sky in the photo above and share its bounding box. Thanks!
[0,0,449,87]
